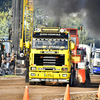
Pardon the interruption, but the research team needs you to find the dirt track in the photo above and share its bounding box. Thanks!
[0,75,100,100]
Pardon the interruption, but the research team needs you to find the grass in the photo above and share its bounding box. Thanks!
[0,75,19,77]
[4,75,18,77]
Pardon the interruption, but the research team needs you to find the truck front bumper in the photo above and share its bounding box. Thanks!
[29,72,70,83]
[29,78,69,83]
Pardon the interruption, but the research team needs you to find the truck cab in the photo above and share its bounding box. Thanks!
[28,27,75,85]
[93,49,100,73]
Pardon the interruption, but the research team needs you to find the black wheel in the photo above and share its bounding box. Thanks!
[72,70,76,87]
[69,73,73,86]
[85,68,91,85]
[69,68,76,87]
[41,81,45,85]
[63,83,67,86]
[25,55,29,83]
[29,82,36,85]
[25,72,29,83]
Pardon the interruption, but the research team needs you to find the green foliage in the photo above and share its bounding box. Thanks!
[33,7,55,29]
[60,14,94,45]
[33,7,92,45]
[0,0,12,12]
[0,11,12,38]
[0,0,12,39]
[0,0,97,46]
[32,6,95,45]
[78,29,94,45]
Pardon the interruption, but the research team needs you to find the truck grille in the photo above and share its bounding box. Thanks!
[34,54,64,66]
[97,62,100,66]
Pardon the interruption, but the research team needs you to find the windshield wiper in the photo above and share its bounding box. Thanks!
[49,48,59,50]
[36,48,42,50]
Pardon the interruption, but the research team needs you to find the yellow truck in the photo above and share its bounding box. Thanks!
[12,0,90,86]
[23,27,75,85]
[17,0,75,86]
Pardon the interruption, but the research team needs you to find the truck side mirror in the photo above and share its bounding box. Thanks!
[70,41,75,50]
[90,53,92,58]
[25,41,30,49]
[93,55,94,58]
[20,39,23,48]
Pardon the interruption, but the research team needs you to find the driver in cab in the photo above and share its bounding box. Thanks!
[60,41,67,47]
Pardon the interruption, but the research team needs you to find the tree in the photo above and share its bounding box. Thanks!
[0,0,12,12]
[0,0,98,47]
[0,11,12,39]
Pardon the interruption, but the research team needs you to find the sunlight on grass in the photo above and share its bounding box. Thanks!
[1,75,18,77]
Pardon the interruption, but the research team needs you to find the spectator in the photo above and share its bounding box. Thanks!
[10,50,15,69]
[61,41,67,47]
[11,50,15,62]
[1,54,6,68]
[6,53,11,69]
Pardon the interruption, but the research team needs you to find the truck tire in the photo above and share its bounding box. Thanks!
[69,73,73,86]
[25,66,29,83]
[63,83,67,86]
[72,70,76,87]
[85,68,91,85]
[69,69,76,87]
[25,55,29,83]
[29,82,36,85]
[41,81,45,85]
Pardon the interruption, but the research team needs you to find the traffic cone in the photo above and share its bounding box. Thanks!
[97,85,100,98]
[23,86,29,100]
[64,84,70,100]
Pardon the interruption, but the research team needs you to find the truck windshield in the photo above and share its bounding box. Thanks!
[32,38,68,49]
[95,52,100,58]
[3,42,10,53]
[71,37,76,45]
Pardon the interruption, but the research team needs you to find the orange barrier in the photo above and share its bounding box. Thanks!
[97,85,100,98]
[64,84,70,100]
[23,86,29,100]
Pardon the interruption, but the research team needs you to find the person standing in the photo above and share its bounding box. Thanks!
[10,50,15,70]
[11,50,15,62]
[1,54,6,68]
[6,53,11,69]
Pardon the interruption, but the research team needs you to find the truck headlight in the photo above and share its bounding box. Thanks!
[31,67,36,70]
[60,29,64,33]
[62,74,67,77]
[56,69,60,71]
[60,29,67,33]
[62,68,68,71]
[35,28,41,32]
[38,68,43,70]
[31,73,36,76]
